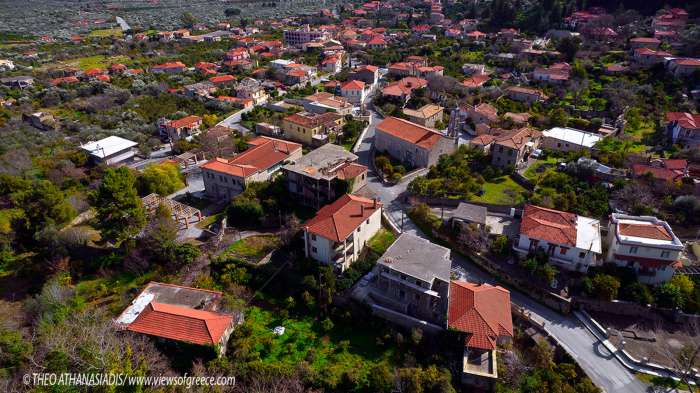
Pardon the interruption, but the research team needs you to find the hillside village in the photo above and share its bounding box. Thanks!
[1,0,700,392]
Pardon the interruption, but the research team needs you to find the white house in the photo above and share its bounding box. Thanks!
[0,59,15,72]
[340,80,367,105]
[303,194,382,272]
[606,213,684,284]
[514,205,602,272]
[80,136,138,165]
[541,127,602,152]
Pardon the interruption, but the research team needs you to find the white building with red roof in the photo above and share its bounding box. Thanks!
[514,205,602,272]
[115,282,242,356]
[606,214,684,284]
[201,136,302,200]
[303,194,382,271]
[666,112,700,148]
[448,280,513,387]
[340,79,367,105]
[158,115,203,141]
[375,117,456,168]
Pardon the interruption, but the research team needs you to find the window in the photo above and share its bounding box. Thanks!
[557,143,561,148]
[559,247,568,255]
[579,251,586,258]
[356,227,361,233]
[311,234,316,241]
[311,246,317,253]
[366,219,370,224]
[399,290,405,299]
[661,250,670,258]
[629,246,638,254]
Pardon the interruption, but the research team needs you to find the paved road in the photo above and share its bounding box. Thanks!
[355,105,647,393]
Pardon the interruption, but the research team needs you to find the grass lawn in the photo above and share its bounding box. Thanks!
[196,211,225,229]
[238,306,398,386]
[470,176,527,205]
[59,55,131,70]
[87,28,124,38]
[367,228,396,255]
[74,271,156,315]
[224,235,281,263]
[523,157,558,183]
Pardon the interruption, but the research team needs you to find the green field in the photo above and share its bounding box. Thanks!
[523,157,558,183]
[470,175,527,205]
[87,28,124,38]
[59,55,132,70]
[223,235,281,263]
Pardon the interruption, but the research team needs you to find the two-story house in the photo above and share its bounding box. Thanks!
[303,194,382,272]
[235,77,269,105]
[367,233,451,330]
[340,80,367,105]
[606,213,684,284]
[281,111,345,146]
[158,115,203,141]
[374,117,456,168]
[514,204,602,273]
[469,127,541,169]
[283,144,368,209]
[403,104,444,128]
[448,281,513,389]
[666,112,700,148]
[201,136,302,201]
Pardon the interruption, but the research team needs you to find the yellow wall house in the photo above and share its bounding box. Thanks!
[281,111,344,145]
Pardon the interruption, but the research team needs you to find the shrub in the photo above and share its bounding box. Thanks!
[490,235,510,256]
[655,283,685,309]
[591,274,620,301]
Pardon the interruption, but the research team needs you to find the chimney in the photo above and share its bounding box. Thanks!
[373,198,377,208]
[361,204,365,216]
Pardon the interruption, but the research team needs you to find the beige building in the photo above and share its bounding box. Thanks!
[375,117,456,168]
[201,136,302,201]
[470,127,541,169]
[403,104,444,128]
[281,111,345,146]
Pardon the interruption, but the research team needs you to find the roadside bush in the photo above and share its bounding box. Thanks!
[590,274,620,301]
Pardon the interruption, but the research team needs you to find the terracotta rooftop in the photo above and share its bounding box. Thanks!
[127,302,233,346]
[448,281,513,351]
[381,77,427,97]
[304,194,382,241]
[167,115,202,129]
[462,74,490,88]
[201,136,301,178]
[520,204,577,247]
[619,223,673,241]
[341,79,366,91]
[493,127,541,150]
[376,116,444,149]
[666,112,700,130]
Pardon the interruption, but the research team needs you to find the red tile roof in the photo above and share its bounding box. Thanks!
[381,77,427,97]
[520,204,577,247]
[631,164,684,182]
[304,194,382,242]
[341,79,365,91]
[209,74,236,84]
[153,61,186,70]
[666,112,700,130]
[201,136,301,178]
[448,281,513,351]
[462,74,490,88]
[619,223,672,241]
[376,116,444,149]
[168,115,202,129]
[335,162,367,180]
[127,302,233,346]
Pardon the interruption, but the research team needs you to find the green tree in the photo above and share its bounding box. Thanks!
[17,180,75,236]
[671,274,695,298]
[591,274,620,301]
[137,162,185,196]
[556,37,581,62]
[180,12,198,28]
[227,196,264,227]
[92,167,146,245]
[655,283,685,309]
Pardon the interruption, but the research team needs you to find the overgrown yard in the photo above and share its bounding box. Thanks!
[223,235,281,264]
[58,55,132,70]
[523,157,558,183]
[235,306,400,387]
[367,228,396,255]
[470,175,527,205]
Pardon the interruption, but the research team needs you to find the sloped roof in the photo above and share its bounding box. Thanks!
[376,116,445,149]
[448,281,513,351]
[520,204,577,247]
[341,79,365,91]
[494,127,541,150]
[127,302,233,346]
[619,223,672,241]
[667,112,700,130]
[168,115,202,129]
[201,136,301,178]
[304,194,382,242]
